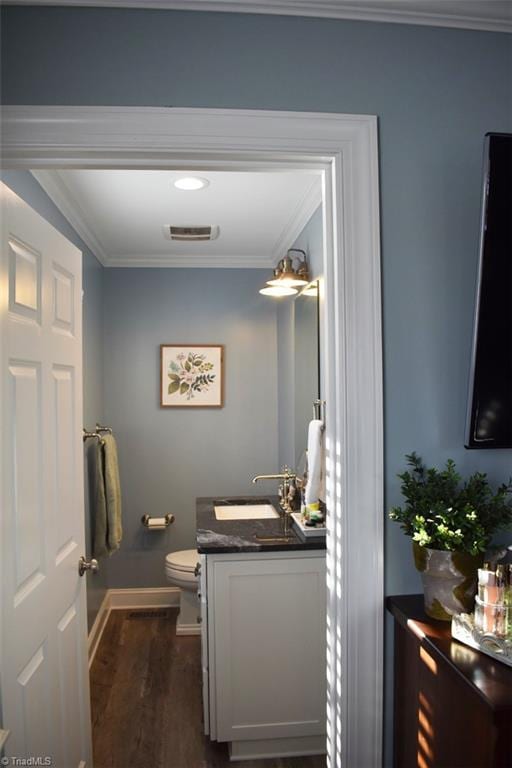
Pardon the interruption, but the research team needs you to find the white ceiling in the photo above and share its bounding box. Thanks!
[33,169,322,268]
[6,0,512,32]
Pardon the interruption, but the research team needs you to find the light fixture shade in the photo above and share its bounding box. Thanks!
[260,250,309,297]
[267,272,308,288]
[267,276,308,288]
[259,285,298,297]
[301,282,319,296]
[266,253,309,287]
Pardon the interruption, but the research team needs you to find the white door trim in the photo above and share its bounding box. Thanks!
[1,106,384,768]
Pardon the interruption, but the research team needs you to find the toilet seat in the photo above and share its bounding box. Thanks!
[165,549,198,572]
[165,549,199,587]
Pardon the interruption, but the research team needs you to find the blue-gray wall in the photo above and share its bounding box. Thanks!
[0,171,108,632]
[2,9,512,763]
[103,267,279,587]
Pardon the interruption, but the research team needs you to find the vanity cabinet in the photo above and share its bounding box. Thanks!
[200,550,326,760]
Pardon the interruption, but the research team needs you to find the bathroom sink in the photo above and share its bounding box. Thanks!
[214,504,279,520]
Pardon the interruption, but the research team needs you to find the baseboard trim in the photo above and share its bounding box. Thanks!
[88,587,181,667]
[108,587,180,609]
[88,590,111,669]
[176,622,201,637]
[229,735,326,761]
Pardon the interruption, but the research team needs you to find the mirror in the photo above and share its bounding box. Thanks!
[293,281,320,468]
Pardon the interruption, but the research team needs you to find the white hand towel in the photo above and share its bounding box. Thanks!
[305,419,324,506]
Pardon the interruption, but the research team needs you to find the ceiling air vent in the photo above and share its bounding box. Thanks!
[163,225,220,242]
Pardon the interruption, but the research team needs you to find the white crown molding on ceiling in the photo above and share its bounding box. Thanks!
[103,254,276,268]
[31,169,109,265]
[4,0,512,32]
[272,181,322,262]
[31,169,321,268]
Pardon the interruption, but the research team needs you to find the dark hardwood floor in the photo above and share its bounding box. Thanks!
[90,608,326,768]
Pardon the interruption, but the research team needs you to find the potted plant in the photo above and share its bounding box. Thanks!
[389,453,512,620]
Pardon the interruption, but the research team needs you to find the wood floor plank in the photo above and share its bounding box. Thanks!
[90,608,326,768]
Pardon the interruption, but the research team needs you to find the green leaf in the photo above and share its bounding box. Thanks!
[389,452,512,553]
[168,373,180,382]
[180,382,189,394]
[185,361,191,372]
[168,381,180,395]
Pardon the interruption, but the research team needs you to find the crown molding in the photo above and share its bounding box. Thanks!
[3,0,511,33]
[31,168,278,267]
[104,254,275,268]
[272,179,322,262]
[31,161,320,270]
[31,169,109,265]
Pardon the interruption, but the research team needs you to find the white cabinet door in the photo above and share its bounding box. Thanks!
[210,553,326,743]
[0,184,92,767]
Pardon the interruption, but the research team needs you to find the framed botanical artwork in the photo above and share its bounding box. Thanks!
[160,344,224,408]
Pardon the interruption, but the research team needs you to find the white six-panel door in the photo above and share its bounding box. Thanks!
[0,183,92,767]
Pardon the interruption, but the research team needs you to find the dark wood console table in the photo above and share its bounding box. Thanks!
[387,595,512,768]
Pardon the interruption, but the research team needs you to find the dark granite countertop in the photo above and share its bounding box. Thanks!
[196,495,327,554]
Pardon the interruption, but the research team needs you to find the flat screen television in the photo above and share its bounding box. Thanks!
[465,133,512,448]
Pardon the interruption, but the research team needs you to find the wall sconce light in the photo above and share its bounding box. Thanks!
[259,249,310,297]
[301,281,318,297]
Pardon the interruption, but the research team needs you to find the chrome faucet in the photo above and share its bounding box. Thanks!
[252,466,297,535]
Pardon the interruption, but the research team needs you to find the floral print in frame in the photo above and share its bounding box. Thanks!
[160,345,224,407]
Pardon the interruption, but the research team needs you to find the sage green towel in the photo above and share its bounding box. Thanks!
[93,440,108,558]
[103,433,123,553]
[93,434,122,557]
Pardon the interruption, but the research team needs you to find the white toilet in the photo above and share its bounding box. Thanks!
[165,549,200,636]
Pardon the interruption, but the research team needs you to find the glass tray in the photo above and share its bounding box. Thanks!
[451,612,512,668]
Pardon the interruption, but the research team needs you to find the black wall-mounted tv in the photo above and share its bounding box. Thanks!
[465,133,512,449]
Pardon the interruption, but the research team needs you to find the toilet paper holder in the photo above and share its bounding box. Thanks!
[141,514,175,529]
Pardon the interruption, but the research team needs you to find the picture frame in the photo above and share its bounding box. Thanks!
[160,344,224,408]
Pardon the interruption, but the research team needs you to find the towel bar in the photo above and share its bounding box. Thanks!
[83,429,105,444]
[313,399,326,424]
[96,423,113,434]
[83,423,114,444]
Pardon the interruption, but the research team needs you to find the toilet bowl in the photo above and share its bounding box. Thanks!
[165,549,200,636]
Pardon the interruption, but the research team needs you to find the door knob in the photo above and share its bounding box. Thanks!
[78,556,99,577]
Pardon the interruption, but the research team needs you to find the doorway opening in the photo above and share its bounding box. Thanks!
[0,106,383,768]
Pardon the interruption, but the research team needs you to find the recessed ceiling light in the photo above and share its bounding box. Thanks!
[174,177,209,191]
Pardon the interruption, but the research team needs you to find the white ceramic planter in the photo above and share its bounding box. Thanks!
[413,542,482,621]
